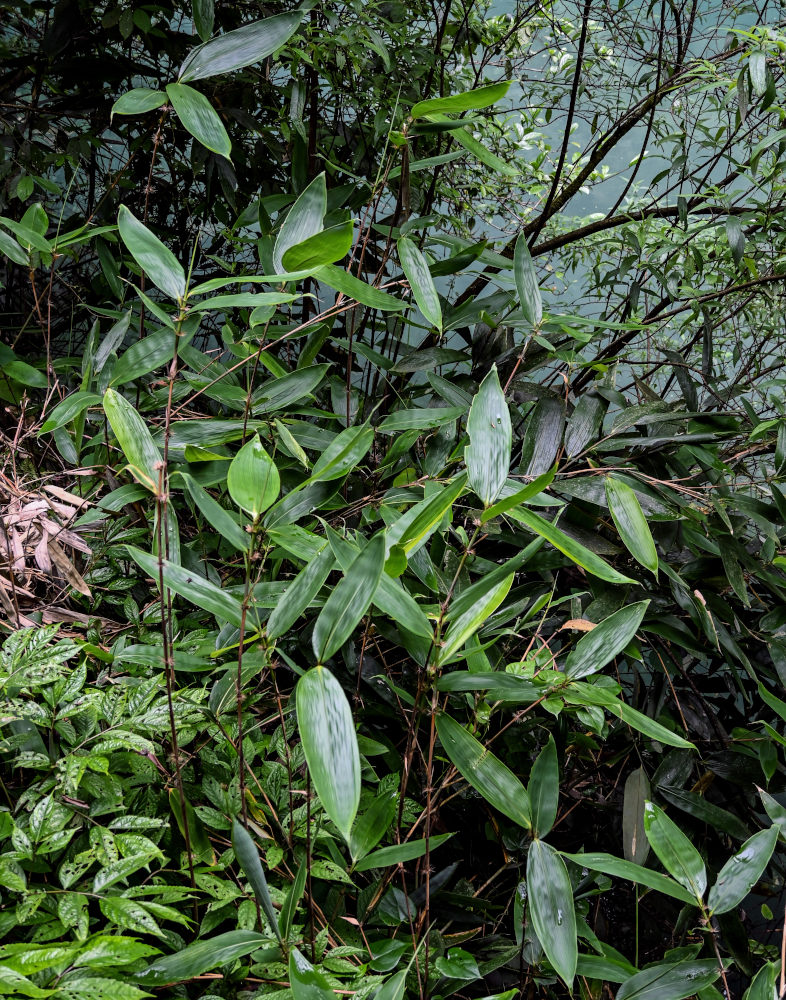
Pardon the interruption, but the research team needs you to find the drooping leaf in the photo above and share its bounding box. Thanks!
[564,601,649,680]
[117,205,185,302]
[514,233,542,328]
[529,736,559,838]
[606,477,659,576]
[465,365,511,507]
[398,236,442,330]
[267,543,334,639]
[707,825,778,915]
[312,534,385,662]
[643,801,706,902]
[527,839,577,986]
[103,389,162,493]
[316,263,407,311]
[227,435,280,518]
[193,0,214,41]
[623,767,651,866]
[436,713,531,830]
[289,948,335,1000]
[179,10,304,82]
[231,819,282,940]
[166,83,232,159]
[295,666,361,842]
[350,787,398,862]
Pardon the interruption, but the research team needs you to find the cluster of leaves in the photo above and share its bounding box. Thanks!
[4,1,786,999]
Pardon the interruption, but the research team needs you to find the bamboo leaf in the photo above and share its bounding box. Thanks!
[117,205,185,302]
[411,81,510,117]
[137,930,266,985]
[643,801,706,902]
[398,236,442,330]
[227,435,280,518]
[179,10,304,82]
[707,825,778,915]
[273,173,326,273]
[438,572,513,664]
[623,767,651,866]
[282,221,354,271]
[231,819,282,940]
[529,736,559,838]
[564,601,649,680]
[295,666,361,842]
[606,477,658,576]
[436,714,531,830]
[615,959,719,1000]
[561,851,696,905]
[465,365,511,506]
[167,82,232,159]
[267,543,334,639]
[103,389,162,494]
[514,233,542,328]
[527,839,577,986]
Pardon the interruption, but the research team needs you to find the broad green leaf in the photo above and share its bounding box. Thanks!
[40,391,101,434]
[193,0,214,41]
[227,435,280,518]
[436,671,539,702]
[316,263,406,311]
[606,477,658,575]
[561,852,696,905]
[507,505,635,584]
[231,819,282,940]
[725,214,744,266]
[295,666,361,842]
[282,221,354,271]
[514,233,542,328]
[166,83,231,159]
[117,205,185,302]
[309,424,374,483]
[273,173,326,273]
[0,226,29,265]
[411,81,510,117]
[611,701,694,749]
[179,10,304,81]
[350,788,398,861]
[312,534,385,661]
[623,767,650,866]
[109,326,178,387]
[398,236,442,329]
[436,714,531,830]
[253,364,330,414]
[378,406,463,434]
[527,839,577,986]
[744,961,778,1000]
[181,473,249,551]
[529,736,558,838]
[111,88,167,118]
[465,365,512,506]
[126,544,245,627]
[267,543,334,639]
[168,788,213,863]
[643,801,706,902]
[136,930,266,985]
[748,51,767,97]
[354,832,453,872]
[450,125,519,176]
[615,959,719,1000]
[564,601,649,679]
[438,572,513,664]
[189,291,297,312]
[480,466,555,523]
[707,825,778,915]
[373,970,408,1000]
[289,948,335,1000]
[103,389,162,493]
[385,474,466,554]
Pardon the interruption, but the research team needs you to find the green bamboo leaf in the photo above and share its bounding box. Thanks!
[373,970,408,1000]
[109,326,178,387]
[289,948,335,1000]
[117,205,185,302]
[398,236,442,330]
[438,572,513,664]
[561,851,696,905]
[0,228,29,266]
[606,477,659,576]
[168,788,214,863]
[273,173,326,273]
[279,858,307,943]
[480,467,555,523]
[411,80,510,117]
[436,671,539,702]
[193,0,214,41]
[126,544,245,627]
[529,736,558,838]
[312,534,385,661]
[103,389,162,494]
[181,473,249,552]
[227,435,280,518]
[385,474,466,554]
[267,543,334,639]
[564,601,649,680]
[136,930,266,985]
[748,51,767,97]
[465,365,512,506]
[231,819,283,940]
[378,406,464,434]
[349,788,398,862]
[295,666,361,842]
[436,714,531,830]
[111,88,167,118]
[179,10,304,82]
[354,832,453,872]
[615,959,719,1000]
[282,221,354,271]
[623,767,651,865]
[527,839,577,986]
[507,505,635,584]
[316,263,406,311]
[166,83,231,159]
[744,961,778,1000]
[40,391,101,434]
[514,233,542,328]
[707,825,778,915]
[307,424,374,484]
[643,801,706,902]
[450,125,520,176]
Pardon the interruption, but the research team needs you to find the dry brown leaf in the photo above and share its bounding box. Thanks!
[560,618,596,632]
[46,539,92,598]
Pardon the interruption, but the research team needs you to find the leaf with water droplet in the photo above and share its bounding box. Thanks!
[708,825,779,915]
[527,839,576,986]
